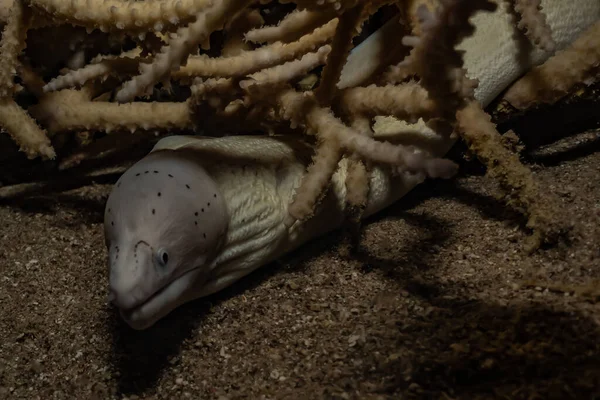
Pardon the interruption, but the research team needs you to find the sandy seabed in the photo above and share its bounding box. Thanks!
[1,119,599,398]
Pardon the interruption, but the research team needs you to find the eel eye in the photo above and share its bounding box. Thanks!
[157,249,169,267]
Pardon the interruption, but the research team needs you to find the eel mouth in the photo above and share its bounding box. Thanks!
[115,266,204,329]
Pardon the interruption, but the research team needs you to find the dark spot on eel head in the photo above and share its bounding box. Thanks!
[168,174,173,178]
[145,171,149,174]
[201,208,204,212]
[153,170,158,173]
[152,209,155,215]
[135,173,140,176]
[186,184,190,189]
[111,222,114,226]
[203,233,206,239]
[194,221,198,225]
[194,212,198,216]
[157,192,161,197]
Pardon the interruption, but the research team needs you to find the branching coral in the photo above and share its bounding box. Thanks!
[0,0,54,159]
[502,19,600,109]
[0,0,599,248]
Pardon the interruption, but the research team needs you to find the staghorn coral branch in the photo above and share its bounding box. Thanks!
[456,101,563,249]
[188,76,282,135]
[174,18,338,80]
[502,20,600,110]
[189,77,239,115]
[31,89,191,133]
[221,9,264,57]
[45,18,337,93]
[339,82,435,123]
[287,134,342,223]
[43,48,142,92]
[275,88,458,222]
[344,156,369,212]
[191,77,237,100]
[28,0,210,33]
[0,97,55,159]
[240,45,332,96]
[245,8,337,44]
[399,0,497,121]
[342,15,413,89]
[0,0,12,24]
[0,0,31,97]
[115,0,254,103]
[17,62,46,97]
[512,0,555,53]
[0,1,54,160]
[343,116,373,221]
[314,3,364,105]
[277,89,456,176]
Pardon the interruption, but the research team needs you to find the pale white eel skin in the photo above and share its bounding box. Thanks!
[104,0,600,330]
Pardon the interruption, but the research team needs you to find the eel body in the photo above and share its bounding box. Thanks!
[104,0,600,329]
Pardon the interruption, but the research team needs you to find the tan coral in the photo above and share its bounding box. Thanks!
[174,19,339,80]
[245,8,337,44]
[240,45,332,96]
[273,87,457,223]
[0,0,54,160]
[29,0,210,33]
[0,0,31,96]
[0,97,55,159]
[314,3,365,104]
[221,9,264,56]
[456,101,563,250]
[43,48,142,92]
[513,0,556,52]
[31,89,191,133]
[115,0,254,102]
[0,0,597,251]
[502,20,600,110]
[339,82,435,122]
[0,0,13,24]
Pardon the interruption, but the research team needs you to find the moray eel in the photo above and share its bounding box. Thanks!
[104,0,600,330]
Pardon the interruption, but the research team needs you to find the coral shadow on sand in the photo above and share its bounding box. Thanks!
[363,299,600,398]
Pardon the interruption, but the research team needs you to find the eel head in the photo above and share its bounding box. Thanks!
[104,150,228,329]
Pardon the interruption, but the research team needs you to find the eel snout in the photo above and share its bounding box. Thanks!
[108,240,159,311]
